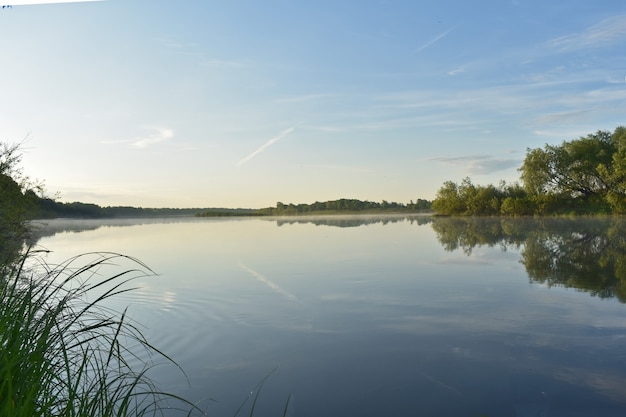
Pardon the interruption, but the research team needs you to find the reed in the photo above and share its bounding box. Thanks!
[0,250,198,417]
[232,367,292,417]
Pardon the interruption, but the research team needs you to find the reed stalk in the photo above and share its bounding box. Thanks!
[0,250,198,417]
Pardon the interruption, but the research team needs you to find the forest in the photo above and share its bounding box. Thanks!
[431,126,626,216]
[197,198,432,217]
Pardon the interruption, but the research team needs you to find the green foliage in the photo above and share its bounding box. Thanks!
[34,202,236,219]
[519,130,615,197]
[0,142,38,263]
[432,178,527,216]
[518,127,625,213]
[410,198,432,210]
[0,251,199,417]
[431,181,465,215]
[0,142,27,184]
[0,174,29,256]
[195,208,259,217]
[433,126,626,216]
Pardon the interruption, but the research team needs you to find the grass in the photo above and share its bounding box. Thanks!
[231,367,292,417]
[0,248,294,417]
[0,249,200,417]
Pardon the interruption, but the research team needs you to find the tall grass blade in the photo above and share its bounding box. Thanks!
[0,250,202,417]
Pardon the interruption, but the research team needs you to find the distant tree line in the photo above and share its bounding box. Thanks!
[30,201,239,219]
[432,126,626,216]
[193,208,259,217]
[252,198,432,216]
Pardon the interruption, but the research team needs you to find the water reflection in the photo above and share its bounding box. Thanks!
[239,262,299,302]
[432,217,626,303]
[272,214,432,228]
[29,216,626,416]
[29,215,433,241]
[28,217,216,239]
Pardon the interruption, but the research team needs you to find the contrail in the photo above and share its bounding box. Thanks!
[239,263,297,301]
[237,127,294,166]
[415,27,455,53]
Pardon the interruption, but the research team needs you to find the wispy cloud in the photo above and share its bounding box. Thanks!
[414,27,455,53]
[607,75,626,84]
[131,127,174,148]
[533,109,592,125]
[239,263,297,301]
[376,80,626,129]
[101,127,174,149]
[237,127,294,166]
[448,66,465,76]
[532,128,600,140]
[432,155,521,175]
[547,15,626,52]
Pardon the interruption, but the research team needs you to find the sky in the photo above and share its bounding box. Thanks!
[1,0,625,208]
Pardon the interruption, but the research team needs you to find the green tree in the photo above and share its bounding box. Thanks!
[600,126,626,212]
[462,180,502,215]
[0,174,28,262]
[0,142,36,263]
[432,178,506,216]
[433,126,626,216]
[432,180,465,215]
[519,129,619,204]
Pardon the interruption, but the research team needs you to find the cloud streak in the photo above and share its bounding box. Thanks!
[415,27,455,53]
[547,15,626,52]
[131,127,174,148]
[101,127,174,149]
[448,66,465,76]
[237,127,294,166]
[432,155,521,175]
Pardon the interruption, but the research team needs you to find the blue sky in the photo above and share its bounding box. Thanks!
[1,0,625,208]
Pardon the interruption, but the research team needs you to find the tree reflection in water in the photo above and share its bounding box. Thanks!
[431,217,626,303]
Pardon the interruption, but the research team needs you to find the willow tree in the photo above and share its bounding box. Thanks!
[601,126,626,212]
[519,127,626,212]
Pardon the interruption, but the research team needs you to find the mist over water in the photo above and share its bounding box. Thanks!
[34,216,626,417]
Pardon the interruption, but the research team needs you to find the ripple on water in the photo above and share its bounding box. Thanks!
[111,284,307,367]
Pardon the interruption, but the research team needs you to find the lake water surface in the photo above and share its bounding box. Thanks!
[33,216,626,417]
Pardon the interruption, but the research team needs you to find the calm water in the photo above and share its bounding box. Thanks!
[32,216,626,417]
